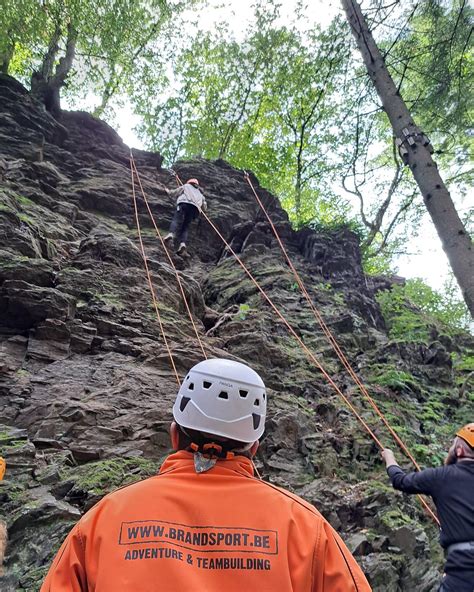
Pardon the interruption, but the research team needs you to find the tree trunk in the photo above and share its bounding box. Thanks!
[0,40,14,74]
[341,0,474,316]
[31,22,77,118]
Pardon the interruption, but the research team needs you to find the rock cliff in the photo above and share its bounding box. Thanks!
[0,74,472,591]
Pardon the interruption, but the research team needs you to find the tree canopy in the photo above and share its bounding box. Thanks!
[1,0,472,320]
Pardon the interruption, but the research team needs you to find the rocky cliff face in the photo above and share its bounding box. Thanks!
[0,74,472,591]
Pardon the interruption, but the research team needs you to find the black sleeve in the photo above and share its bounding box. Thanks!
[387,465,442,495]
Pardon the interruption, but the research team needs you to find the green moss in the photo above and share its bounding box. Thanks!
[0,203,15,214]
[94,292,125,310]
[452,352,474,373]
[380,508,414,529]
[14,195,35,207]
[0,481,25,502]
[364,479,394,495]
[1,439,27,452]
[17,212,35,225]
[367,365,419,392]
[60,457,158,496]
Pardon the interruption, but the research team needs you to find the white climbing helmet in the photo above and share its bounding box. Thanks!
[173,358,267,443]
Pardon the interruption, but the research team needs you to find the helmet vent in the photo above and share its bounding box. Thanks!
[254,399,260,407]
[218,391,229,400]
[203,381,212,389]
[263,392,266,400]
[239,389,248,398]
[188,383,195,391]
[180,396,191,412]
[252,413,261,430]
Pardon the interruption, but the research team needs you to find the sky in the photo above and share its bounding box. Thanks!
[114,0,470,296]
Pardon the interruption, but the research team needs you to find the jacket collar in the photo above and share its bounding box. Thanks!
[159,450,255,478]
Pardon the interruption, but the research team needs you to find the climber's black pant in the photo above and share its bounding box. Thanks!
[170,203,199,244]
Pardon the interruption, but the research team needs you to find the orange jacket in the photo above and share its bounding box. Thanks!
[41,451,371,592]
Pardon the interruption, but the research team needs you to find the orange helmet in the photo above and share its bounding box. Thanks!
[457,423,474,448]
[187,178,199,186]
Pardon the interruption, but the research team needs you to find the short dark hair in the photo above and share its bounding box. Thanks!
[175,424,252,459]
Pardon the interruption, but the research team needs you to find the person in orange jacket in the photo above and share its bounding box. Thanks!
[41,358,372,591]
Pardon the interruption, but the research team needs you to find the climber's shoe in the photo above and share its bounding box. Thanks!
[163,233,174,244]
[177,242,188,256]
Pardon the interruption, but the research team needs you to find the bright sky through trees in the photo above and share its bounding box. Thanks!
[111,0,469,295]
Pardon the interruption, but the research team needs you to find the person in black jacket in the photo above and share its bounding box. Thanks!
[382,423,474,592]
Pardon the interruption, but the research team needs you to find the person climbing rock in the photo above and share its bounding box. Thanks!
[163,178,207,256]
[382,423,474,592]
[41,358,371,591]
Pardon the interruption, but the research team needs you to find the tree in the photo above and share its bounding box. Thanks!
[341,0,474,316]
[135,19,351,226]
[1,0,190,117]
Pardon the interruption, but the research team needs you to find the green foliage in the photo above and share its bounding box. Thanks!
[385,1,474,180]
[1,0,193,117]
[377,278,471,340]
[135,12,353,227]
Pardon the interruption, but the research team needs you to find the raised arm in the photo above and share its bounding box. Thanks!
[382,448,439,495]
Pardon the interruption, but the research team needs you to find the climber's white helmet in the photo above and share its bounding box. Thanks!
[173,358,267,443]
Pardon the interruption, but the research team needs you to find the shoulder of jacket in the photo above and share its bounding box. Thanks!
[251,478,323,521]
[79,475,161,519]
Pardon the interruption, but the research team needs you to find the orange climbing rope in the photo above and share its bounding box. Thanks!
[129,154,181,386]
[157,167,439,525]
[244,172,422,468]
[129,154,207,359]
[201,209,384,447]
[242,172,439,525]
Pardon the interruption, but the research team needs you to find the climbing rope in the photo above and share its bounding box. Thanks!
[242,172,439,525]
[129,154,181,385]
[243,172,424,470]
[129,154,207,359]
[142,164,438,525]
[200,208,384,446]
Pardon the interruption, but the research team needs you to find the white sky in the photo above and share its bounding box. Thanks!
[115,0,470,296]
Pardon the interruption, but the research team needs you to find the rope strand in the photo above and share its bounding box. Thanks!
[243,172,439,525]
[129,155,181,386]
[130,157,207,359]
[167,167,438,525]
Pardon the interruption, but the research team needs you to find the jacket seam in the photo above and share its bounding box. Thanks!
[333,534,362,591]
[240,472,322,519]
[77,523,86,554]
[311,517,322,591]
